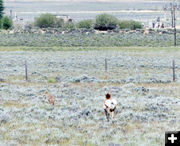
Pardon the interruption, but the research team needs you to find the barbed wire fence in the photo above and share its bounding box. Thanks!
[0,57,179,84]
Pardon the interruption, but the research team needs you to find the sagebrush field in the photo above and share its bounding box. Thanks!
[0,47,180,145]
[0,31,180,47]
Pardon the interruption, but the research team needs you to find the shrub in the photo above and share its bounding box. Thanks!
[76,19,93,29]
[35,13,56,28]
[94,14,118,30]
[118,20,143,30]
[64,22,75,30]
[47,78,56,83]
[1,16,12,29]
[118,20,130,29]
[131,21,143,30]
[24,22,34,30]
[54,18,64,28]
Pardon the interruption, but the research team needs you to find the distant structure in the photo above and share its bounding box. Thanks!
[9,10,22,22]
[162,1,179,29]
[163,2,180,11]
[8,10,25,27]
[149,17,165,29]
[54,14,72,23]
[10,10,13,20]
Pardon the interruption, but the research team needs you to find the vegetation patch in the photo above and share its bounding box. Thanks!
[118,20,143,30]
[76,19,93,29]
[47,78,56,83]
[0,32,179,47]
[94,14,118,30]
[3,101,29,109]
[34,13,64,28]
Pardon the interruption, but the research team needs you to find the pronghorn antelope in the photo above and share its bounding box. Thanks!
[104,90,117,121]
[44,91,55,106]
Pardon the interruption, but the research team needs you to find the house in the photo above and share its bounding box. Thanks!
[54,14,72,23]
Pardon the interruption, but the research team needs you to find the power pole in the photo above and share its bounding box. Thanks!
[173,0,177,46]
[170,0,177,46]
[171,3,174,28]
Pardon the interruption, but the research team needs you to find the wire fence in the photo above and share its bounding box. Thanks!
[0,57,179,84]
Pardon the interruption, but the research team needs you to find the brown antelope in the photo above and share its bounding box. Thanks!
[44,91,55,106]
[104,90,117,121]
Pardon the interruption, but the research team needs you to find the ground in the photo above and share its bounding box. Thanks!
[0,32,179,47]
[0,47,180,145]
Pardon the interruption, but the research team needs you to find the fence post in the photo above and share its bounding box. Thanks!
[172,60,175,82]
[135,67,140,83]
[25,60,28,81]
[105,58,107,80]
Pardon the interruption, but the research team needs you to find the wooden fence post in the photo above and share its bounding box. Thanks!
[135,67,140,82]
[172,60,175,82]
[25,60,28,81]
[105,58,107,80]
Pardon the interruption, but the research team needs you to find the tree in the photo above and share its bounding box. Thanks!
[0,0,4,19]
[64,22,75,30]
[1,16,13,30]
[118,20,143,30]
[35,13,56,28]
[94,14,118,30]
[76,19,93,29]
[54,18,64,28]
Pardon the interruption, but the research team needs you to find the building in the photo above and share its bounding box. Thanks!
[54,14,72,23]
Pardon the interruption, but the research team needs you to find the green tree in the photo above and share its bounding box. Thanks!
[118,20,143,30]
[54,18,64,28]
[64,22,75,30]
[1,16,13,29]
[76,19,93,29]
[35,13,56,28]
[94,14,118,30]
[0,0,4,19]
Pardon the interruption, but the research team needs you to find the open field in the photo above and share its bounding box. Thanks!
[0,47,180,145]
[0,31,180,47]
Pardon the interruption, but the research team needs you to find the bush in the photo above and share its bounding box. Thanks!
[54,18,64,28]
[64,22,75,30]
[94,14,118,30]
[118,20,143,30]
[76,19,93,29]
[132,21,143,30]
[47,78,56,83]
[24,22,34,30]
[1,16,12,30]
[35,13,56,28]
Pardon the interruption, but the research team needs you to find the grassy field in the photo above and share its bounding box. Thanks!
[0,46,180,52]
[1,0,180,145]
[0,48,180,145]
[0,32,179,47]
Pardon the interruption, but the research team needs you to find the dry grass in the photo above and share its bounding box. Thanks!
[0,50,180,145]
[3,101,29,109]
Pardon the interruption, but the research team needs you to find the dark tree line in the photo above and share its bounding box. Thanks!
[0,0,4,19]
